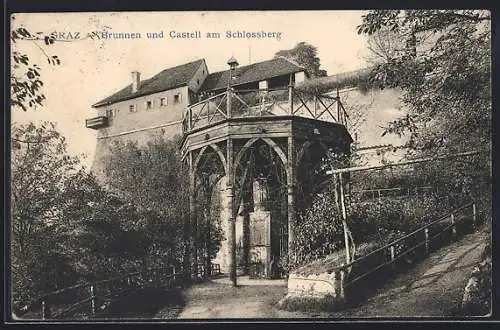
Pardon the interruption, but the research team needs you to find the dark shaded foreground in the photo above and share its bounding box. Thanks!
[95,286,185,319]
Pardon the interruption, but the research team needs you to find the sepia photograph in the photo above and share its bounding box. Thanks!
[7,9,492,321]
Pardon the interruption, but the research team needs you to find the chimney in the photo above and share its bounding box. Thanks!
[131,71,140,93]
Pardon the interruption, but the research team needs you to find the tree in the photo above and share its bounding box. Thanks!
[101,135,190,270]
[357,10,492,214]
[11,122,81,308]
[357,10,491,155]
[11,122,151,313]
[275,42,327,78]
[11,122,80,261]
[364,27,406,65]
[56,169,149,280]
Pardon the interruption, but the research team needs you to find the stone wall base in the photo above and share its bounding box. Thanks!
[277,293,346,312]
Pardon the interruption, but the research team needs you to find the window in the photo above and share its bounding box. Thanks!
[146,100,153,110]
[160,97,167,106]
[174,93,181,103]
[105,109,114,124]
[129,104,136,113]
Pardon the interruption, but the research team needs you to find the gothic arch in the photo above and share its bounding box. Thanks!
[193,143,228,176]
[296,140,330,166]
[233,137,288,171]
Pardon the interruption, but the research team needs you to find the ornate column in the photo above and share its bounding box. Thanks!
[286,136,296,261]
[187,151,196,279]
[226,138,237,286]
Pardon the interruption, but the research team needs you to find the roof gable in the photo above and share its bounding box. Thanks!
[93,59,205,107]
[200,57,304,92]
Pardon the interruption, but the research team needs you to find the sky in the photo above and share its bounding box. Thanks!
[11,11,371,168]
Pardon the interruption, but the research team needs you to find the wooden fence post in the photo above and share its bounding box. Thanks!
[188,106,192,130]
[41,300,46,320]
[335,88,341,123]
[472,203,477,230]
[331,272,338,297]
[90,285,95,316]
[424,228,429,254]
[340,269,345,299]
[451,214,456,240]
[390,245,395,270]
[226,89,232,118]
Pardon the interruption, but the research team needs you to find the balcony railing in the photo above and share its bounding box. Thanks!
[182,86,349,133]
[85,116,109,129]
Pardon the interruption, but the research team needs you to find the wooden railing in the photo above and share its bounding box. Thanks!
[18,263,221,320]
[182,86,349,133]
[336,203,479,291]
[299,202,484,301]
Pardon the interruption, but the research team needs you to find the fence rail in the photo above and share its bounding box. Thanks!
[18,263,221,320]
[332,202,480,292]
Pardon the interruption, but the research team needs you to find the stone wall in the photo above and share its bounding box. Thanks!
[331,86,407,148]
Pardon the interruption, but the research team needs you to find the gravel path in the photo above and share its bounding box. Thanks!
[172,230,488,319]
[328,230,488,318]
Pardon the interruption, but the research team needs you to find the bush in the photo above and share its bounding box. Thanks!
[349,193,445,240]
[286,188,345,271]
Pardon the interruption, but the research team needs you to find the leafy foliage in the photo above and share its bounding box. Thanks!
[11,123,80,276]
[101,135,190,270]
[56,170,148,280]
[10,123,152,313]
[275,42,327,78]
[290,186,345,268]
[10,23,61,111]
[357,10,491,154]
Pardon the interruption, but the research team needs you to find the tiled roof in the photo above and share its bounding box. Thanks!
[200,57,304,92]
[92,59,205,107]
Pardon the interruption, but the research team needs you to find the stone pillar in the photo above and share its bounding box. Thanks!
[243,210,250,274]
[226,139,237,286]
[286,136,296,261]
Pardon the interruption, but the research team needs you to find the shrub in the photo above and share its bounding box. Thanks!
[286,188,345,270]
